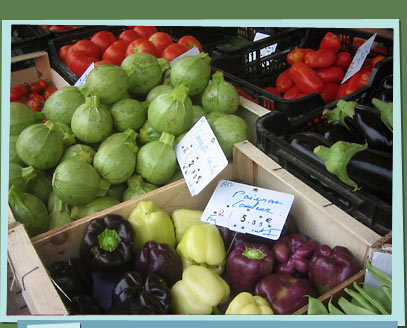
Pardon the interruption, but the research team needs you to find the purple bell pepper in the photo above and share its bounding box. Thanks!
[272,233,319,276]
[254,273,317,314]
[308,244,359,294]
[135,240,182,287]
[226,241,274,293]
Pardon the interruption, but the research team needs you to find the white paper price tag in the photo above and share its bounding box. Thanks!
[74,62,95,87]
[248,32,278,63]
[201,180,294,240]
[342,33,377,84]
[175,117,228,197]
[170,46,200,66]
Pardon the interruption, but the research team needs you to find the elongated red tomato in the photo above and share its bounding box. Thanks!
[58,44,73,62]
[275,69,294,93]
[334,52,352,69]
[283,85,300,99]
[288,62,324,94]
[304,49,336,69]
[316,66,344,83]
[319,32,341,53]
[321,83,339,104]
[66,50,98,76]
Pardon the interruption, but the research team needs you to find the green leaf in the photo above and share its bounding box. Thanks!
[314,141,368,190]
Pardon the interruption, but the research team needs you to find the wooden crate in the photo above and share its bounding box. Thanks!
[11,51,69,89]
[7,141,381,316]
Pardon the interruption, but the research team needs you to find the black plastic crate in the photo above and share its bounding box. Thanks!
[157,26,291,57]
[11,24,51,56]
[48,25,127,85]
[255,97,392,236]
[211,27,393,120]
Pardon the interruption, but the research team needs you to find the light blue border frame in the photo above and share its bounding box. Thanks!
[1,19,403,326]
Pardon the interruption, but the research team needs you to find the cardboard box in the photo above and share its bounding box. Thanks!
[7,142,381,316]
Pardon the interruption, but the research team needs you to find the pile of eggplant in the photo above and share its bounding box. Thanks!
[288,91,393,204]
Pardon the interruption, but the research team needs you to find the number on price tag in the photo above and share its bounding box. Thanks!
[201,180,294,240]
[175,117,228,197]
[342,33,377,84]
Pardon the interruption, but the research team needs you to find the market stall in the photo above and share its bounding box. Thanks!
[7,24,393,316]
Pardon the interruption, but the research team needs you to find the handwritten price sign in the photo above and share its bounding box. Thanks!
[175,117,228,197]
[201,180,294,240]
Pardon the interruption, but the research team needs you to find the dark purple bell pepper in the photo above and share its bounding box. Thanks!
[254,273,317,315]
[226,241,274,293]
[135,241,182,287]
[308,244,359,295]
[272,233,319,277]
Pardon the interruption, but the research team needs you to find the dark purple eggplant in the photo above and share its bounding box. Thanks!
[348,105,393,153]
[323,120,363,144]
[347,148,392,203]
[288,132,333,168]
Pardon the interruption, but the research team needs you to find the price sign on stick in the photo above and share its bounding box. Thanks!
[341,33,377,84]
[175,117,228,197]
[201,180,294,240]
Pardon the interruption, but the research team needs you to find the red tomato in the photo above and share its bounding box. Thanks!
[91,30,117,53]
[316,66,344,83]
[133,26,158,40]
[103,40,128,66]
[29,92,44,103]
[334,52,352,70]
[10,87,23,102]
[177,35,203,52]
[264,86,281,96]
[286,48,308,65]
[149,32,173,55]
[29,80,46,93]
[320,83,339,104]
[294,92,308,99]
[71,40,101,59]
[161,43,188,62]
[66,51,98,76]
[319,32,341,53]
[275,69,294,93]
[288,62,324,94]
[44,85,57,100]
[58,45,72,63]
[119,29,142,46]
[304,49,337,69]
[371,55,386,67]
[283,85,300,99]
[16,84,29,97]
[25,99,42,112]
[125,39,159,57]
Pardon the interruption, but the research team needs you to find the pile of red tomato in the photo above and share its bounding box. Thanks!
[10,79,56,113]
[58,26,203,77]
[268,32,386,104]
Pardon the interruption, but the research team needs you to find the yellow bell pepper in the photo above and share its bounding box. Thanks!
[171,265,230,314]
[127,200,176,251]
[225,292,274,314]
[176,223,226,274]
[172,208,204,243]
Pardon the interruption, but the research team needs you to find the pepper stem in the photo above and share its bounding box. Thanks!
[159,132,175,148]
[98,228,122,252]
[242,247,267,260]
[212,71,225,85]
